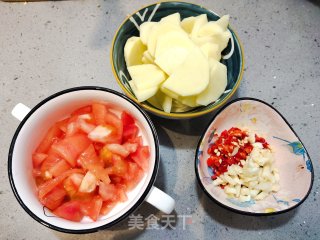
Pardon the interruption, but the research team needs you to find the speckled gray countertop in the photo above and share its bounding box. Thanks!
[0,0,319,239]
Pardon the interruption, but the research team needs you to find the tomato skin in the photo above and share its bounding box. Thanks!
[121,111,135,126]
[123,124,139,142]
[92,103,107,125]
[130,146,150,171]
[35,124,63,154]
[53,200,84,222]
[124,161,144,191]
[56,118,70,133]
[79,196,103,221]
[71,105,92,116]
[40,186,67,210]
[127,136,143,146]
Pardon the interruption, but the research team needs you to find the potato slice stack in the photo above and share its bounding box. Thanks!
[124,13,231,113]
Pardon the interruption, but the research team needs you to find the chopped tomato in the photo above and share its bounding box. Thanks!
[127,136,143,146]
[51,134,91,167]
[88,125,116,143]
[99,146,113,167]
[105,111,123,144]
[71,105,92,116]
[40,186,67,210]
[115,184,128,202]
[56,118,70,133]
[100,201,117,215]
[38,168,84,199]
[110,154,128,177]
[40,153,62,178]
[53,200,84,222]
[80,196,103,221]
[78,118,95,134]
[106,144,129,158]
[122,124,139,142]
[48,159,71,178]
[33,103,149,222]
[32,153,47,168]
[35,124,63,154]
[78,171,98,193]
[121,111,135,126]
[130,146,150,171]
[123,142,138,153]
[78,144,104,170]
[65,121,80,137]
[77,145,110,184]
[92,103,107,125]
[64,173,84,197]
[124,161,144,191]
[93,142,105,152]
[98,182,117,201]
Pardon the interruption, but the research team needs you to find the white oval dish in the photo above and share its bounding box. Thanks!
[195,98,314,215]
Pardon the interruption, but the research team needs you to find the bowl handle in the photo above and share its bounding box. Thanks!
[145,186,175,214]
[11,103,31,121]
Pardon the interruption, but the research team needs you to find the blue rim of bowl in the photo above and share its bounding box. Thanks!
[7,86,160,233]
[110,1,245,119]
[194,97,314,216]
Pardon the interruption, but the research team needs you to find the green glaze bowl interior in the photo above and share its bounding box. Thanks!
[111,1,244,119]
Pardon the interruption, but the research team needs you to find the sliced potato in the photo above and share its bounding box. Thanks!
[161,47,209,97]
[127,64,166,90]
[147,22,184,57]
[129,80,158,102]
[154,30,193,59]
[125,13,233,112]
[181,16,196,33]
[146,91,163,109]
[160,12,181,25]
[190,14,208,37]
[212,31,232,52]
[140,22,156,45]
[179,95,200,107]
[198,21,223,37]
[200,42,221,61]
[124,37,146,67]
[190,35,214,47]
[161,95,173,113]
[160,84,179,99]
[171,99,193,112]
[141,50,154,64]
[198,15,230,37]
[216,15,230,30]
[155,47,190,75]
[196,61,227,105]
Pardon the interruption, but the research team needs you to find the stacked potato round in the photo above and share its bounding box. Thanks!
[124,13,231,113]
